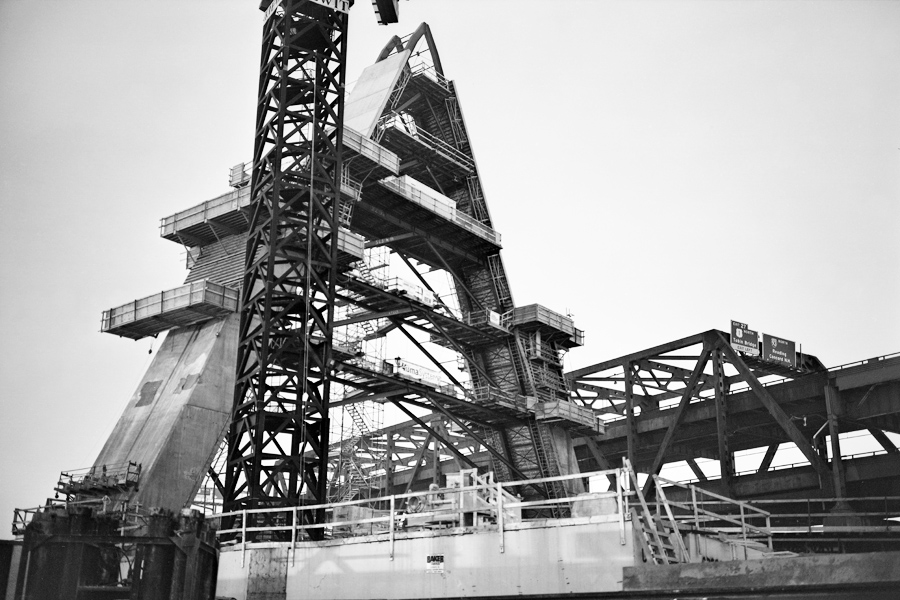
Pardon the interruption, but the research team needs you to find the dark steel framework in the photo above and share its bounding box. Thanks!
[223,0,348,533]
[567,330,900,501]
[218,7,595,530]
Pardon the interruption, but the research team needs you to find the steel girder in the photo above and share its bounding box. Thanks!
[567,330,900,499]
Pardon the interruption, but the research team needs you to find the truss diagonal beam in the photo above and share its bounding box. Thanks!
[716,332,832,486]
[646,339,712,479]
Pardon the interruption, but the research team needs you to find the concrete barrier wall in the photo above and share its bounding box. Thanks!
[218,518,634,600]
[623,550,900,594]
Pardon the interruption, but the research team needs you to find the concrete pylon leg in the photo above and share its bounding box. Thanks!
[92,314,239,511]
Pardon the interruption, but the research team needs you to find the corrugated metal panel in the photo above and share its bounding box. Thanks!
[185,229,363,291]
[185,233,247,290]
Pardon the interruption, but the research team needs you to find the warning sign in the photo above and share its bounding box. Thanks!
[730,321,760,356]
[426,554,444,573]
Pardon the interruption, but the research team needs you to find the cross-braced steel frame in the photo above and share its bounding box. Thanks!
[567,330,841,498]
[223,0,348,537]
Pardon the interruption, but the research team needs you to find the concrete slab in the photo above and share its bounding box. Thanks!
[623,550,900,594]
[344,50,411,137]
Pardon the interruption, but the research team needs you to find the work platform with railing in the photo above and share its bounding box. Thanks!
[208,461,900,599]
[101,279,238,339]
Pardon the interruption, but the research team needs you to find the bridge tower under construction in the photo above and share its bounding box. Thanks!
[6,3,900,599]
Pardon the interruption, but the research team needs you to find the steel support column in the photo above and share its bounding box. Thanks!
[824,384,847,498]
[713,345,735,496]
[625,362,638,468]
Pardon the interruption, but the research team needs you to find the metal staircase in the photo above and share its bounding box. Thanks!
[624,460,784,564]
[624,459,689,564]
[487,254,512,309]
[446,96,470,155]
[528,420,567,518]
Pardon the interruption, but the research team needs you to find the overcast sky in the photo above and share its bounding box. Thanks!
[1,0,898,536]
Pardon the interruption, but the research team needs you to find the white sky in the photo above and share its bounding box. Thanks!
[1,0,898,537]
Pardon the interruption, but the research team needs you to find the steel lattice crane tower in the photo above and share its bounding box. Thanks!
[222,0,399,536]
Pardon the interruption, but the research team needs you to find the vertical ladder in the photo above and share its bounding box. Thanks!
[487,254,512,309]
[466,176,491,224]
[446,96,471,155]
[527,420,567,518]
[387,66,412,113]
[338,197,354,227]
[506,337,532,394]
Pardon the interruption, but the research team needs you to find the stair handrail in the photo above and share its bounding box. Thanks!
[651,477,689,561]
[653,475,773,551]
[623,459,670,564]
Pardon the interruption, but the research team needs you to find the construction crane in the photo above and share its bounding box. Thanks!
[221,0,400,538]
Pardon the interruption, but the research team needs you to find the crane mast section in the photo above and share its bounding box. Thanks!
[224,0,349,531]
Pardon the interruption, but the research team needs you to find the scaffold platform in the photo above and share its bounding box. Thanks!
[101,279,238,340]
[159,175,364,248]
[505,304,584,348]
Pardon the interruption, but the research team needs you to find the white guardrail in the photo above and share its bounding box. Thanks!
[380,176,500,245]
[209,468,632,566]
[101,280,238,331]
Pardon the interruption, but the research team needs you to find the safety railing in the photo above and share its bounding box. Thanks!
[209,468,631,565]
[409,62,452,92]
[522,338,563,365]
[160,187,250,238]
[161,166,364,241]
[711,495,900,535]
[376,113,475,172]
[343,127,401,174]
[463,309,507,331]
[229,162,250,188]
[826,351,900,374]
[342,355,460,398]
[340,169,363,201]
[12,506,41,536]
[56,462,142,496]
[101,279,239,332]
[379,176,500,245]
[502,305,584,346]
[653,475,773,554]
[470,386,530,414]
